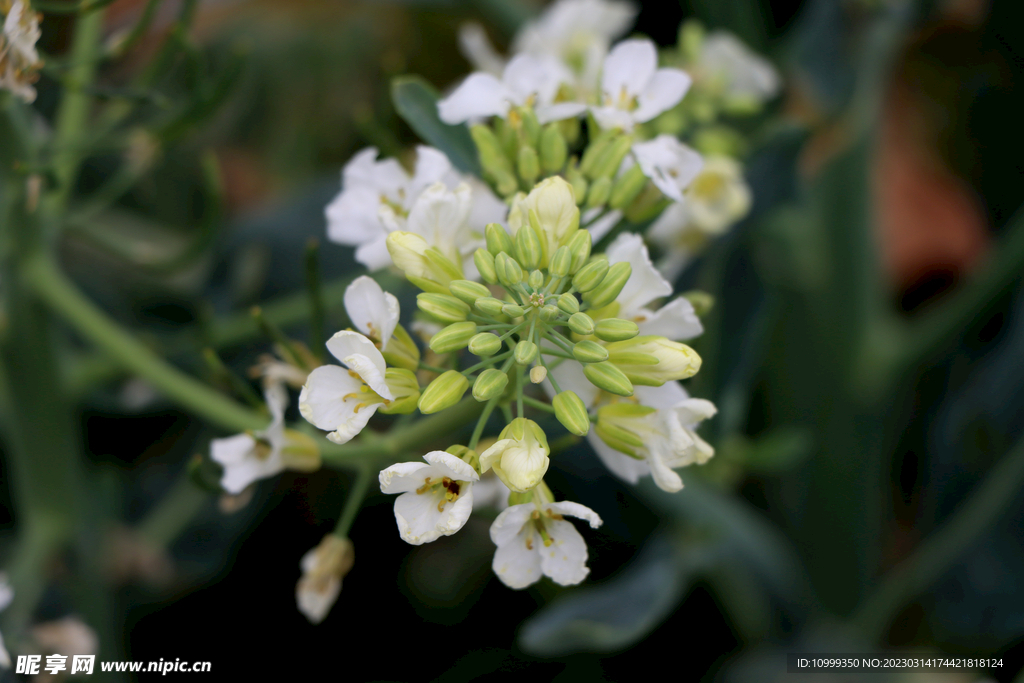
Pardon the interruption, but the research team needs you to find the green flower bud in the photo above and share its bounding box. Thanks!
[578,129,616,178]
[471,124,517,196]
[473,368,509,402]
[539,304,560,321]
[381,324,420,372]
[605,336,702,385]
[449,279,492,305]
[514,339,539,365]
[609,164,648,210]
[595,403,655,457]
[517,145,540,187]
[502,302,525,318]
[511,177,579,267]
[387,233,463,294]
[417,293,470,323]
[583,261,631,309]
[474,296,505,318]
[583,360,634,396]
[585,176,611,210]
[566,230,592,273]
[559,116,580,145]
[553,391,591,436]
[590,134,633,180]
[378,368,420,415]
[566,162,588,206]
[429,321,478,354]
[529,366,547,383]
[418,370,469,414]
[486,223,515,256]
[682,290,715,317]
[518,106,541,147]
[498,252,523,286]
[573,259,609,293]
[567,312,595,336]
[474,248,498,284]
[594,318,640,342]
[549,246,572,278]
[557,293,580,315]
[468,332,503,357]
[572,339,609,363]
[539,124,568,173]
[528,269,544,290]
[446,444,479,470]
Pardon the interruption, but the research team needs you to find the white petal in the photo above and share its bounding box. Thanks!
[535,102,588,124]
[590,105,636,132]
[674,398,718,426]
[589,433,649,484]
[539,518,591,585]
[634,298,704,340]
[378,461,433,494]
[646,201,689,246]
[479,438,514,474]
[296,575,340,624]
[633,381,689,407]
[648,452,685,492]
[211,433,284,495]
[605,232,672,316]
[544,360,599,407]
[503,53,568,107]
[0,630,9,669]
[632,135,704,202]
[325,331,392,398]
[422,450,480,482]
[298,365,381,444]
[545,501,603,528]
[601,39,656,101]
[583,208,622,241]
[410,146,454,200]
[354,235,394,272]
[633,68,691,123]
[466,177,509,229]
[393,489,448,545]
[405,182,473,264]
[492,525,543,589]
[489,503,535,547]
[344,276,400,350]
[437,72,514,124]
[343,147,406,192]
[325,185,385,247]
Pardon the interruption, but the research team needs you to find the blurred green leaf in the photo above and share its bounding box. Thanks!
[720,426,814,473]
[391,76,482,176]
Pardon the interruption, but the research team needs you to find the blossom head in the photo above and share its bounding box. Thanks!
[379,450,480,545]
[296,535,355,624]
[592,39,691,132]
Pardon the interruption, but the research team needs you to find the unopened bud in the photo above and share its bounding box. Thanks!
[539,304,559,321]
[567,312,595,336]
[557,293,580,315]
[449,279,492,305]
[378,368,420,414]
[418,370,469,414]
[590,135,633,180]
[486,223,514,256]
[578,129,615,178]
[529,366,548,384]
[527,270,543,291]
[609,164,648,210]
[474,297,505,317]
[498,252,523,286]
[502,303,525,318]
[583,261,631,309]
[566,162,588,206]
[594,318,640,342]
[429,321,478,354]
[573,259,608,293]
[519,107,541,147]
[514,225,543,270]
[381,324,421,372]
[514,340,539,365]
[572,339,609,363]
[549,246,572,278]
[585,176,611,210]
[473,368,509,402]
[468,332,503,357]
[583,361,634,396]
[471,125,517,196]
[539,124,568,173]
[417,293,470,323]
[553,391,590,436]
[517,145,540,186]
[566,230,592,273]
[474,248,498,284]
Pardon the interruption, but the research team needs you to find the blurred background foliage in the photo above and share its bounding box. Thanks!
[2,0,1024,680]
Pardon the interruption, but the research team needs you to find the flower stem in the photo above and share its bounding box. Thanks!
[333,463,374,539]
[469,397,500,451]
[521,395,554,413]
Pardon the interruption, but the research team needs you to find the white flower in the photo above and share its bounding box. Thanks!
[211,382,320,495]
[438,53,587,125]
[591,39,691,132]
[604,232,703,340]
[479,418,550,493]
[490,498,602,589]
[458,22,506,77]
[0,573,11,668]
[593,383,716,492]
[344,276,399,351]
[379,451,480,545]
[325,147,505,271]
[697,31,780,104]
[30,616,98,659]
[296,535,354,624]
[631,134,704,203]
[0,0,42,103]
[299,331,396,444]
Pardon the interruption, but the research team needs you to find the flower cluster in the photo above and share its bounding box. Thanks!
[0,0,43,103]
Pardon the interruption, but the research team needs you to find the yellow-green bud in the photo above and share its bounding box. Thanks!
[417,293,470,323]
[566,162,588,205]
[557,293,580,315]
[498,252,523,286]
[572,339,609,363]
[502,303,525,318]
[519,107,541,147]
[583,261,631,309]
[449,279,491,305]
[386,233,463,294]
[471,125,517,196]
[494,116,518,160]
[514,340,539,365]
[578,129,615,178]
[595,403,655,457]
[378,368,420,415]
[381,324,420,372]
[486,223,514,256]
[475,297,505,318]
[429,321,478,354]
[553,391,590,436]
[585,176,611,210]
[517,145,540,186]
[567,312,595,336]
[539,304,559,321]
[474,248,498,284]
[418,370,469,414]
[514,222,543,270]
[590,135,633,180]
[549,246,572,278]
[682,290,715,317]
[605,336,702,385]
[446,444,479,470]
[473,368,509,402]
[530,366,547,384]
[539,124,568,173]
[583,361,634,396]
[567,230,592,273]
[527,271,543,292]
[573,259,609,293]
[609,164,648,210]
[468,332,502,357]
[594,318,640,342]
[559,116,580,145]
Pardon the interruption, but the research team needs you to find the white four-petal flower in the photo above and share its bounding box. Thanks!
[343,276,399,351]
[379,451,480,545]
[631,134,704,203]
[591,39,691,132]
[490,499,602,589]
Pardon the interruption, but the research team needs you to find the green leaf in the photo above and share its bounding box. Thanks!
[391,76,481,176]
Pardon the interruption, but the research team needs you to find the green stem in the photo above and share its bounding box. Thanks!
[542,330,575,355]
[418,361,450,374]
[136,475,209,548]
[521,395,554,413]
[333,464,374,539]
[461,350,513,376]
[469,397,500,451]
[539,345,574,359]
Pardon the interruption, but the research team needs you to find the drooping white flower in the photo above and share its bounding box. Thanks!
[0,573,11,668]
[438,53,587,125]
[379,451,480,545]
[593,383,716,492]
[591,39,691,132]
[344,276,399,352]
[697,31,780,105]
[479,418,551,493]
[490,498,602,589]
[299,331,396,444]
[296,535,354,624]
[325,147,505,271]
[0,0,43,103]
[631,134,704,204]
[604,232,703,340]
[211,382,320,495]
